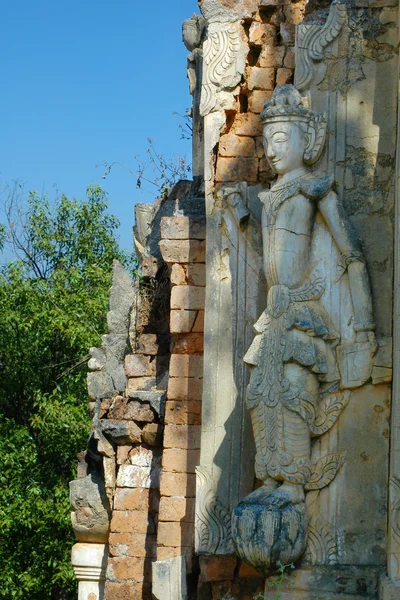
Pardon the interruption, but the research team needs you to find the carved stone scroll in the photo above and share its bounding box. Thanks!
[200,24,245,117]
[295,0,347,93]
[195,467,234,555]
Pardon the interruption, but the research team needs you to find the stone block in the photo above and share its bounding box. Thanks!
[87,371,114,400]
[246,66,275,91]
[110,510,154,535]
[152,556,187,600]
[219,135,256,158]
[159,471,196,497]
[126,390,166,418]
[159,239,205,263]
[259,46,285,68]
[157,521,194,547]
[171,333,204,354]
[284,47,295,68]
[125,377,157,394]
[215,156,258,183]
[168,377,203,401]
[199,555,237,582]
[280,22,295,46]
[249,22,277,46]
[160,217,206,240]
[276,67,293,86]
[159,497,195,522]
[186,263,206,286]
[171,263,187,285]
[116,446,132,465]
[114,487,151,511]
[108,397,154,422]
[141,256,159,278]
[231,113,262,137]
[109,532,157,559]
[107,556,151,583]
[165,400,202,426]
[192,311,204,332]
[171,286,205,310]
[124,355,155,378]
[170,310,197,333]
[142,423,163,446]
[129,446,154,467]
[101,420,142,444]
[170,354,203,378]
[116,464,151,489]
[249,90,272,114]
[163,424,201,450]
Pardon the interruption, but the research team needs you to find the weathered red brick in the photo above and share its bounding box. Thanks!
[219,134,255,158]
[109,532,157,558]
[158,497,195,522]
[171,286,205,310]
[157,521,194,547]
[162,448,200,473]
[249,90,273,114]
[171,333,204,354]
[163,424,201,450]
[246,66,275,91]
[125,355,156,377]
[110,510,154,534]
[276,67,293,86]
[165,400,202,426]
[170,309,197,333]
[170,354,204,378]
[108,397,154,422]
[230,113,262,137]
[159,471,196,497]
[107,556,151,583]
[249,22,277,46]
[168,377,203,401]
[142,423,163,446]
[114,487,151,511]
[259,46,285,68]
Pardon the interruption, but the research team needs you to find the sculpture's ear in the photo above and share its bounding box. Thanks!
[304,114,327,165]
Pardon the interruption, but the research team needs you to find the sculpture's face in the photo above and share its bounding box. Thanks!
[263,122,307,175]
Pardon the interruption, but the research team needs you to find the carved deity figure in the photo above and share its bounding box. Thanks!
[232,85,376,572]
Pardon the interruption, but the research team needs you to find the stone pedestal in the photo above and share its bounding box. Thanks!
[71,543,108,600]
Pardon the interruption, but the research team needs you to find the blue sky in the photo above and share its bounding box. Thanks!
[0,0,198,252]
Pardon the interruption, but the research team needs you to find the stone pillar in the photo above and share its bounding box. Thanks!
[71,543,108,600]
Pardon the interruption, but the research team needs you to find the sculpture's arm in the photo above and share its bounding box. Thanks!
[318,191,375,341]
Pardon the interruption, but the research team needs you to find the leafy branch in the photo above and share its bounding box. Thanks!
[98,137,191,199]
[254,562,295,600]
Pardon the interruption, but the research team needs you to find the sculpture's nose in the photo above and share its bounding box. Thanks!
[267,145,274,159]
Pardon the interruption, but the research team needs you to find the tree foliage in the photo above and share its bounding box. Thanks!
[0,184,136,599]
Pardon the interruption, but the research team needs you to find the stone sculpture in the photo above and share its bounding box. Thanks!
[231,85,377,574]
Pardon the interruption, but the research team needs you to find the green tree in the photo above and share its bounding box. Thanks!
[0,184,135,599]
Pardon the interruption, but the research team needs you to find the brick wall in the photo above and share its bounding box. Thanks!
[158,216,206,575]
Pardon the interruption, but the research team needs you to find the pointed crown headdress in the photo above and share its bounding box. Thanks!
[261,85,327,166]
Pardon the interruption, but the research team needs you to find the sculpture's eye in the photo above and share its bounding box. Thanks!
[272,132,288,144]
